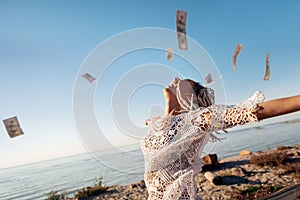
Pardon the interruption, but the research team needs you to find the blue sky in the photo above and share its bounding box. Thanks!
[1,0,300,168]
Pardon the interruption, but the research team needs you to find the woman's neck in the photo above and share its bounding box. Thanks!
[165,98,181,115]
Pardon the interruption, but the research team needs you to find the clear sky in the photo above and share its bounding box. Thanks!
[1,0,300,169]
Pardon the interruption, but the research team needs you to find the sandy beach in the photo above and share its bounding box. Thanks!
[59,143,300,200]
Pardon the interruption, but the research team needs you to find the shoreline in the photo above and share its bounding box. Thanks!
[61,143,300,200]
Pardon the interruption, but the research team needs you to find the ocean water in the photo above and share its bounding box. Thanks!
[1,120,300,200]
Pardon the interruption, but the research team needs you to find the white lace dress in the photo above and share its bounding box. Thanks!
[141,91,265,200]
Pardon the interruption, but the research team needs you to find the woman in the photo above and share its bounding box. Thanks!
[141,77,300,200]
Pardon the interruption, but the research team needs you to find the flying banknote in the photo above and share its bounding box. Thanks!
[264,53,270,81]
[166,48,174,61]
[176,10,188,50]
[82,73,96,83]
[204,73,215,86]
[3,116,24,138]
[232,43,243,71]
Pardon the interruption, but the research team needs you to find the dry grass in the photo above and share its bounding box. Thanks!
[249,149,300,179]
[74,185,108,198]
[249,151,288,167]
[276,145,292,151]
[230,184,284,200]
[280,162,300,181]
[74,177,108,198]
[47,191,65,200]
[231,149,300,199]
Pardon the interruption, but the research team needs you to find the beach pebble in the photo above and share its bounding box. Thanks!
[239,149,251,156]
[230,167,246,176]
[260,175,268,183]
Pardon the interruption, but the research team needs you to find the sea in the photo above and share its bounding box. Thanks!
[1,119,300,200]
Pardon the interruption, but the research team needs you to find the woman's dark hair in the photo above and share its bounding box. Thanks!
[185,79,215,108]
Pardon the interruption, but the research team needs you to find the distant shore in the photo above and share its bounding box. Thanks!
[59,143,300,200]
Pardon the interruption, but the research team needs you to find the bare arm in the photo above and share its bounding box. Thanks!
[252,95,300,120]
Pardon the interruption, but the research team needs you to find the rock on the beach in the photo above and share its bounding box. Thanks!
[202,154,218,166]
[204,171,223,185]
[230,167,246,177]
[239,149,251,156]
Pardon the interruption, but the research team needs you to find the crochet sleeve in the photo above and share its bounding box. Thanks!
[209,91,265,131]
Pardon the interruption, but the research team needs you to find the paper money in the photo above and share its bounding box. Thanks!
[232,43,243,71]
[264,53,270,80]
[176,10,188,50]
[205,73,215,86]
[166,48,174,61]
[82,73,96,83]
[3,116,24,138]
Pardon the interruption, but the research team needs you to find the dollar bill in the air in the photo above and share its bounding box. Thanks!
[166,48,174,61]
[204,73,214,86]
[264,53,270,80]
[3,116,24,138]
[82,73,96,83]
[232,43,243,71]
[176,10,188,50]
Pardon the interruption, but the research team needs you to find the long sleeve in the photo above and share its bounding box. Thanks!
[208,91,265,131]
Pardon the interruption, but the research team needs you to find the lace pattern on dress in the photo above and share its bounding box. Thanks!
[142,91,265,200]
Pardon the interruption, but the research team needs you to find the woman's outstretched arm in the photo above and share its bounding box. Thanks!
[252,95,300,120]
